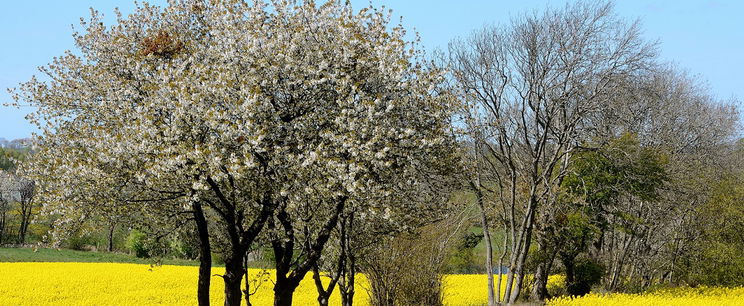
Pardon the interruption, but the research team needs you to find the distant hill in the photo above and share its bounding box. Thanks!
[0,138,31,149]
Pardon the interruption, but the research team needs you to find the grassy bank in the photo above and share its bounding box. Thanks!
[0,247,198,266]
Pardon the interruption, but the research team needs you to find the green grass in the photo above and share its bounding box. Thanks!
[0,247,199,266]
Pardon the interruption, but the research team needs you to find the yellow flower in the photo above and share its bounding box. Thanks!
[2,263,742,305]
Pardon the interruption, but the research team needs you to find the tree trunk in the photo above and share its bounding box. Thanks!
[530,255,554,300]
[274,278,300,306]
[107,222,116,252]
[339,255,356,306]
[470,181,496,306]
[312,264,336,306]
[204,177,277,306]
[563,256,575,294]
[339,272,355,306]
[193,202,212,306]
[271,197,347,306]
[496,221,509,304]
[224,258,245,306]
[18,207,29,244]
[0,209,5,245]
[339,214,356,306]
[609,234,633,290]
[508,199,536,304]
[17,185,35,245]
[317,294,330,306]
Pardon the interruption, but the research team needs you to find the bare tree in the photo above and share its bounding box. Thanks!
[363,209,469,306]
[587,65,740,291]
[16,178,35,244]
[0,171,10,245]
[448,1,656,302]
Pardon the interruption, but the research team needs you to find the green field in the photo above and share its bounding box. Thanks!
[0,247,198,266]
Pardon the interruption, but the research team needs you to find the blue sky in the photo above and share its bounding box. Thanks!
[1,0,742,140]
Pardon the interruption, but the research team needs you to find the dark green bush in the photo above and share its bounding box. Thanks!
[64,233,96,251]
[567,257,604,296]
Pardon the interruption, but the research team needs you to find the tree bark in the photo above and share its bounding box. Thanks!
[339,268,356,306]
[339,213,356,306]
[193,202,212,306]
[224,257,246,306]
[507,197,537,303]
[530,251,555,300]
[107,222,116,252]
[17,182,35,245]
[204,176,276,306]
[271,197,347,306]
[274,277,300,306]
[470,180,496,306]
[563,256,576,294]
[312,228,345,306]
[312,263,336,306]
[0,206,6,245]
[18,204,30,244]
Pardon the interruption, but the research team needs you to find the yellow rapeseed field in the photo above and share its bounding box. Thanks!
[0,262,366,305]
[0,262,558,305]
[547,286,744,306]
[2,262,743,305]
[442,274,565,305]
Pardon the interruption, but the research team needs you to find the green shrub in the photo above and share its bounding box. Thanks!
[169,238,197,259]
[567,257,604,296]
[64,234,95,251]
[126,230,150,258]
[211,252,225,265]
[447,231,482,273]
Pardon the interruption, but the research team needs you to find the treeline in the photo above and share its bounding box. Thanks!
[6,0,743,306]
[0,138,31,150]
[0,145,37,245]
[448,2,742,304]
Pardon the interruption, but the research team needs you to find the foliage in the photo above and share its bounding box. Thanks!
[126,230,151,258]
[567,257,604,296]
[552,134,667,293]
[169,237,198,260]
[13,0,460,303]
[449,1,659,301]
[0,147,28,171]
[0,169,41,245]
[680,174,744,286]
[63,233,97,251]
[364,217,468,306]
[447,231,483,274]
[562,134,667,209]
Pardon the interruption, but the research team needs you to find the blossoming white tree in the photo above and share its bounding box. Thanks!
[12,0,459,305]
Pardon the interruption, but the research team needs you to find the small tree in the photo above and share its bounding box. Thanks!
[364,212,468,306]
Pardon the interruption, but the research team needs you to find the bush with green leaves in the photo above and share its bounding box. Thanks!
[447,231,483,273]
[567,257,605,296]
[126,230,150,258]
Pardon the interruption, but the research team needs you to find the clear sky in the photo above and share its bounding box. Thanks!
[1,0,742,140]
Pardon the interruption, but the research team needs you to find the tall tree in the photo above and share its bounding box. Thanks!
[13,0,458,305]
[448,1,656,302]
[586,65,740,291]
